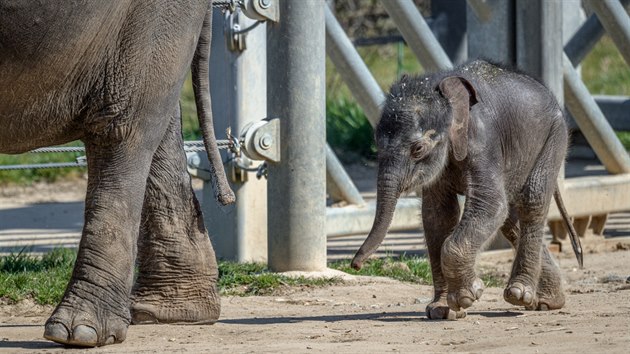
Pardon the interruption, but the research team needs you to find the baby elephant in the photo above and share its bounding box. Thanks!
[352,60,582,319]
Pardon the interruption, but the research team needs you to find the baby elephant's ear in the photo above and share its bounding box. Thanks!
[438,76,478,161]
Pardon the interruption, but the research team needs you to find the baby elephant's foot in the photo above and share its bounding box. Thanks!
[426,300,467,320]
[447,278,484,311]
[504,282,536,308]
[505,282,565,311]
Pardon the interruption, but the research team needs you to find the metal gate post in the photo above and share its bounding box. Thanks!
[516,0,564,104]
[267,0,327,272]
[203,9,268,262]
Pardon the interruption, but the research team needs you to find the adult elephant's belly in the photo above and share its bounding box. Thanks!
[0,1,129,153]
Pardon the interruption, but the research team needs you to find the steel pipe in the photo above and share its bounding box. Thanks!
[381,0,453,72]
[267,0,327,271]
[325,6,385,127]
[587,0,630,67]
[563,53,630,174]
[326,145,365,206]
[565,0,630,66]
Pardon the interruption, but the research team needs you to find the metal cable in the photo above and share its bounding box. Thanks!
[27,140,230,154]
[2,141,232,170]
[0,162,87,171]
[212,0,240,10]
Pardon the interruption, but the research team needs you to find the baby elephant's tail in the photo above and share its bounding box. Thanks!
[554,185,583,268]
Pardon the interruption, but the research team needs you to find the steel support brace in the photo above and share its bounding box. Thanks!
[325,6,385,127]
[564,0,630,65]
[548,174,630,219]
[381,0,453,72]
[563,54,630,174]
[587,0,630,67]
[326,146,364,206]
[267,0,326,271]
[327,198,421,238]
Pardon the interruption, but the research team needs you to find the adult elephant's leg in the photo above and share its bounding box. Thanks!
[422,186,466,320]
[131,110,220,324]
[44,133,161,347]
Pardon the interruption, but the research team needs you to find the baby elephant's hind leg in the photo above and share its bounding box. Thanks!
[501,211,564,310]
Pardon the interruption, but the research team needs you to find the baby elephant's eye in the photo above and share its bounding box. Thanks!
[410,141,429,160]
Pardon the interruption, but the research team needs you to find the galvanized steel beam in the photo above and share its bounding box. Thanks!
[267,0,327,271]
[326,146,365,206]
[563,53,630,174]
[381,0,453,72]
[548,174,630,219]
[327,198,421,238]
[587,0,630,67]
[325,6,385,127]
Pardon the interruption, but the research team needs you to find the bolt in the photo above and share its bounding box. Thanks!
[259,134,273,150]
[259,0,271,9]
[188,154,201,167]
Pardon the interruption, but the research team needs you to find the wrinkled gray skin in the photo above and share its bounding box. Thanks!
[352,60,573,320]
[0,1,234,347]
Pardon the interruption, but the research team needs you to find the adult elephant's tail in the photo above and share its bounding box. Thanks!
[554,185,583,268]
[191,5,235,205]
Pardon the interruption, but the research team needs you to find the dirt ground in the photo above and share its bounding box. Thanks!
[0,237,628,353]
[1,179,630,353]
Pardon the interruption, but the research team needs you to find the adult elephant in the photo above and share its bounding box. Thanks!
[0,0,234,347]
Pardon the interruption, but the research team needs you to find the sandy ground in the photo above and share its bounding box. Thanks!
[1,172,630,353]
[0,237,629,353]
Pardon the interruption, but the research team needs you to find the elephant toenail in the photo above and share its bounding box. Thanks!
[105,335,116,345]
[72,325,98,346]
[44,321,70,342]
[459,297,473,308]
[523,291,533,304]
[510,287,522,299]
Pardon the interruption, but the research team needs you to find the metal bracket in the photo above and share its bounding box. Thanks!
[242,0,279,22]
[225,9,247,52]
[240,118,280,162]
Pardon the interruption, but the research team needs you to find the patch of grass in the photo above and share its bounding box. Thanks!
[218,261,341,296]
[0,250,341,304]
[330,254,504,288]
[616,132,630,151]
[330,255,432,284]
[0,248,76,305]
[479,272,505,288]
[1,248,507,306]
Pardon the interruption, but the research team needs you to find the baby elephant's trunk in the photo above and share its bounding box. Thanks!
[351,182,400,270]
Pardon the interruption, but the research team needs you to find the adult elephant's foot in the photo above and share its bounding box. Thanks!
[44,289,130,347]
[446,277,484,311]
[426,299,467,320]
[130,277,220,324]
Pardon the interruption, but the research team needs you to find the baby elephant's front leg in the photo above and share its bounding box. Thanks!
[441,194,508,311]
